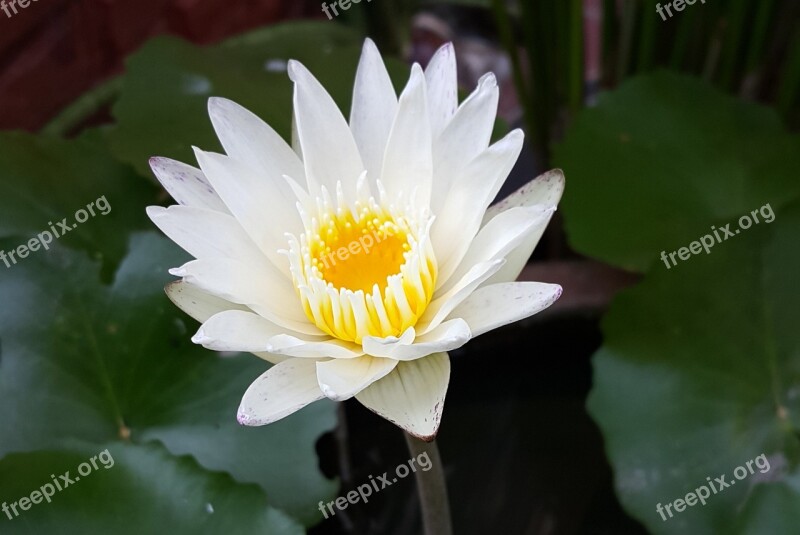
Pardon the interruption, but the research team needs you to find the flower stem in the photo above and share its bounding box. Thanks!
[404,432,452,535]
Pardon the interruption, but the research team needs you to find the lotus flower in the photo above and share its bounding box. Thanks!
[147,39,564,440]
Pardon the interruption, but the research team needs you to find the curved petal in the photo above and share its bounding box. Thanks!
[430,73,499,215]
[363,319,470,360]
[193,148,300,277]
[425,42,458,138]
[350,38,398,188]
[208,97,305,199]
[483,168,565,224]
[438,205,555,293]
[237,359,324,426]
[448,282,562,337]
[481,170,565,285]
[380,63,433,207]
[315,355,398,401]
[355,352,451,441]
[149,157,229,214]
[147,205,270,269]
[165,281,246,323]
[418,258,505,335]
[266,334,364,359]
[169,258,319,335]
[431,130,525,278]
[289,60,364,200]
[192,310,325,352]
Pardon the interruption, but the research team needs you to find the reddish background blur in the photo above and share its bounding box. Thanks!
[0,0,320,130]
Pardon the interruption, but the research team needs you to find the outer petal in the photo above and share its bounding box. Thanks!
[438,205,555,293]
[165,281,246,323]
[193,148,300,277]
[350,38,398,188]
[192,310,324,352]
[482,170,566,285]
[418,259,505,335]
[430,73,499,215]
[355,352,451,441]
[266,334,364,359]
[362,319,471,360]
[208,97,305,198]
[424,42,458,138]
[448,282,562,337]
[147,205,269,269]
[169,258,318,335]
[237,359,324,426]
[289,60,364,200]
[315,356,398,401]
[149,157,229,214]
[431,130,525,282]
[380,64,433,207]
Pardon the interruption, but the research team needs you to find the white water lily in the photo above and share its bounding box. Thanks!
[147,39,564,441]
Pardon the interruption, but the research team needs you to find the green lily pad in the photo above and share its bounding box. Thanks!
[0,233,337,528]
[108,22,409,178]
[0,442,302,534]
[587,202,800,534]
[554,71,800,272]
[0,132,156,276]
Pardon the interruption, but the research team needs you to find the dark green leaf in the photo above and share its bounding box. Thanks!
[0,233,336,528]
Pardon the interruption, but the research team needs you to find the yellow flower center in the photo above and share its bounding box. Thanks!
[287,186,437,344]
[310,211,409,294]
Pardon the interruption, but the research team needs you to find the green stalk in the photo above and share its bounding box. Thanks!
[568,0,583,112]
[616,0,637,83]
[636,0,657,73]
[777,28,800,119]
[405,433,452,535]
[491,0,536,139]
[41,77,123,137]
[717,0,749,90]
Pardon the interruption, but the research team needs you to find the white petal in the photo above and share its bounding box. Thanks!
[266,334,364,359]
[483,169,565,224]
[430,74,499,215]
[418,258,505,335]
[363,319,470,360]
[208,97,305,198]
[350,39,398,188]
[237,359,324,426]
[449,282,562,337]
[355,352,450,441]
[170,258,319,335]
[192,310,323,352]
[482,170,565,284]
[165,281,246,323]
[438,205,555,292]
[288,60,364,199]
[316,356,398,401]
[425,43,458,138]
[381,64,433,206]
[147,205,269,269]
[193,148,300,277]
[149,157,229,214]
[431,130,524,276]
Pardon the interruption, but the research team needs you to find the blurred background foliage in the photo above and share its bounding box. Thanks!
[0,0,798,534]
